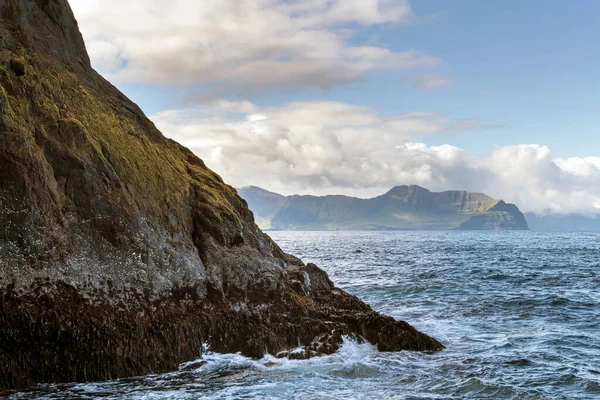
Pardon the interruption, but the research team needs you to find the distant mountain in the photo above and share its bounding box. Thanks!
[238,185,529,231]
[525,213,600,231]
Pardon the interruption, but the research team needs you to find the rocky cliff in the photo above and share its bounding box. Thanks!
[239,185,529,230]
[0,0,443,393]
[457,201,529,230]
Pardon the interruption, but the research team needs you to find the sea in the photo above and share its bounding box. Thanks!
[10,231,600,399]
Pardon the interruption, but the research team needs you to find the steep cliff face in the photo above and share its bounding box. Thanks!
[239,185,528,230]
[457,201,529,230]
[0,0,443,393]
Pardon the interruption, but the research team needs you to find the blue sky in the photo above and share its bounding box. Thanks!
[400,0,600,156]
[110,0,600,157]
[70,0,600,214]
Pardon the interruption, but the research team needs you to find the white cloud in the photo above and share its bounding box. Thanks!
[409,74,453,90]
[68,0,436,97]
[150,101,600,215]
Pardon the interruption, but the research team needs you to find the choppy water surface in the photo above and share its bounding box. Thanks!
[11,231,600,399]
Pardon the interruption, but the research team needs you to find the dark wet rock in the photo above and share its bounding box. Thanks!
[276,349,320,360]
[586,381,600,392]
[179,360,208,372]
[276,331,350,360]
[507,359,532,366]
[0,0,444,393]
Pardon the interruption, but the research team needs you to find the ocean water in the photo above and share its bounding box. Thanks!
[10,231,600,399]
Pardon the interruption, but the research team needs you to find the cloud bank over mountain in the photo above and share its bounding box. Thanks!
[152,101,600,215]
[68,0,600,216]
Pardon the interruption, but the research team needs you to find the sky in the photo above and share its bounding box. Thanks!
[68,0,600,215]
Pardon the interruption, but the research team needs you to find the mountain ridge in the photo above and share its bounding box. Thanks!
[239,185,529,231]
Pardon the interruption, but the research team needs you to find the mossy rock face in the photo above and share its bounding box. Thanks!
[0,0,443,393]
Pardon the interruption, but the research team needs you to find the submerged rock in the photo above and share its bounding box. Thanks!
[179,360,208,372]
[0,0,443,393]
